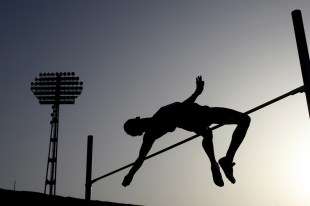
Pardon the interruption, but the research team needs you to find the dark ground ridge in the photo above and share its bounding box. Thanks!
[0,188,142,206]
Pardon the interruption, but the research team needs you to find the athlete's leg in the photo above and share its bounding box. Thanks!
[207,107,250,183]
[201,129,217,165]
[207,107,251,162]
[200,129,224,187]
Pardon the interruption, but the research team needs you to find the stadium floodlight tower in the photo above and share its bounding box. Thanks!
[30,72,83,195]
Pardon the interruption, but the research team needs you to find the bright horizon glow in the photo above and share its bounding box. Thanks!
[285,128,310,203]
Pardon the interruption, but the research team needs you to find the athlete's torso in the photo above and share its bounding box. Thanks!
[149,102,211,136]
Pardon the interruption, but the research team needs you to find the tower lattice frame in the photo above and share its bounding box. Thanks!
[31,72,83,195]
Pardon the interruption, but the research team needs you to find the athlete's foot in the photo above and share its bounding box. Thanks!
[219,157,236,184]
[211,163,224,187]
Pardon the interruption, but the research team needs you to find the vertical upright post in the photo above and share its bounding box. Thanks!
[292,10,310,118]
[85,135,93,201]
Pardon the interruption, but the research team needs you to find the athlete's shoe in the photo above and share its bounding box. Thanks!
[219,157,236,184]
[211,164,224,187]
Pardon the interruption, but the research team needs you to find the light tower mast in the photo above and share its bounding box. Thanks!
[31,72,83,195]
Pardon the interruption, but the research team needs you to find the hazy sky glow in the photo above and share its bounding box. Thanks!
[1,1,310,205]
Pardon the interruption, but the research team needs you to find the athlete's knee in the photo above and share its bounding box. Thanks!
[240,114,251,127]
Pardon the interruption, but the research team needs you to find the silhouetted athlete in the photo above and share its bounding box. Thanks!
[122,76,250,187]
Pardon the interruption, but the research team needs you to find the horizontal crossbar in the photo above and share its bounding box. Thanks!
[91,85,305,184]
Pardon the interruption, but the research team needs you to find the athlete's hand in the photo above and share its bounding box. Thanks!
[122,173,134,187]
[195,75,204,95]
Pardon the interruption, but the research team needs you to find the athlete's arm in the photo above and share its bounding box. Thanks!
[183,76,204,104]
[122,132,157,187]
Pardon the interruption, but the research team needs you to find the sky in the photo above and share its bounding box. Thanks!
[1,0,310,205]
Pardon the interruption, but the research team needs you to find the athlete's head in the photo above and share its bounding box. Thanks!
[124,117,146,136]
